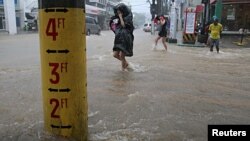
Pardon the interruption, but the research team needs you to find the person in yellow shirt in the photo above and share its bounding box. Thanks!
[208,18,223,53]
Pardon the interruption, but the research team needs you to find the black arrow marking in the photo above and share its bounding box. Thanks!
[58,49,69,54]
[46,49,70,54]
[48,88,70,93]
[56,8,68,13]
[46,49,57,54]
[51,124,72,129]
[48,88,58,92]
[45,9,55,13]
[59,88,71,92]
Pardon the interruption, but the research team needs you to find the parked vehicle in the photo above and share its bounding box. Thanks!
[24,12,38,31]
[24,20,38,31]
[143,23,151,32]
[143,22,158,32]
[86,16,101,36]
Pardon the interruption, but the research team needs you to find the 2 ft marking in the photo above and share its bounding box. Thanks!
[50,98,68,118]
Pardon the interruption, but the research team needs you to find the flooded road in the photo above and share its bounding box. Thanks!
[0,30,250,141]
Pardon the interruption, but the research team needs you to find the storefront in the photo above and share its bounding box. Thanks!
[0,0,20,33]
[86,4,107,30]
[0,0,5,30]
[210,0,250,31]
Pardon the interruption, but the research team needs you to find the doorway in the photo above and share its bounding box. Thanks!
[0,13,5,30]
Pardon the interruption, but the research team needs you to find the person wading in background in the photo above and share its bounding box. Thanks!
[208,18,223,53]
[154,15,168,51]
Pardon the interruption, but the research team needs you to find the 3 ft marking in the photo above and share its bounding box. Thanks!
[49,62,68,84]
[50,98,68,118]
[46,18,65,41]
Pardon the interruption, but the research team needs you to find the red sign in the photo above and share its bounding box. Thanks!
[210,0,216,4]
[196,5,204,13]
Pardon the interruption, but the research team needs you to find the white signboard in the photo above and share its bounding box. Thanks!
[185,12,196,34]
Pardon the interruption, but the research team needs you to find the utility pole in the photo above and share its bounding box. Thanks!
[157,0,162,15]
[169,0,177,43]
[150,0,156,20]
[202,0,208,34]
[150,0,156,35]
[38,0,87,140]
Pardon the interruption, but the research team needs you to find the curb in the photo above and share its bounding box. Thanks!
[177,43,206,47]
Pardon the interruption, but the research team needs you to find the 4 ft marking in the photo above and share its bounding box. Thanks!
[50,98,68,118]
[46,18,65,41]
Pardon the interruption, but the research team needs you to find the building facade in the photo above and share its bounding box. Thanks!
[1,0,122,34]
[85,0,121,30]
[86,0,108,30]
[0,0,4,30]
[0,0,34,33]
[210,0,250,31]
[0,0,21,33]
[175,0,250,32]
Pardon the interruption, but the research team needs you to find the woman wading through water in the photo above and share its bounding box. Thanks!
[110,3,134,71]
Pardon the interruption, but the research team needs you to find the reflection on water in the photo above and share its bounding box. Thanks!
[126,62,148,73]
[128,91,140,98]
[87,55,107,61]
[200,50,240,59]
[89,127,153,141]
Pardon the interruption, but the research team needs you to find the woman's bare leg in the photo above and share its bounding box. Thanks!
[120,52,128,71]
[113,51,121,60]
[162,37,168,50]
[155,36,161,47]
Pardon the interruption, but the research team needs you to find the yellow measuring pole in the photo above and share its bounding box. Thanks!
[38,0,87,140]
